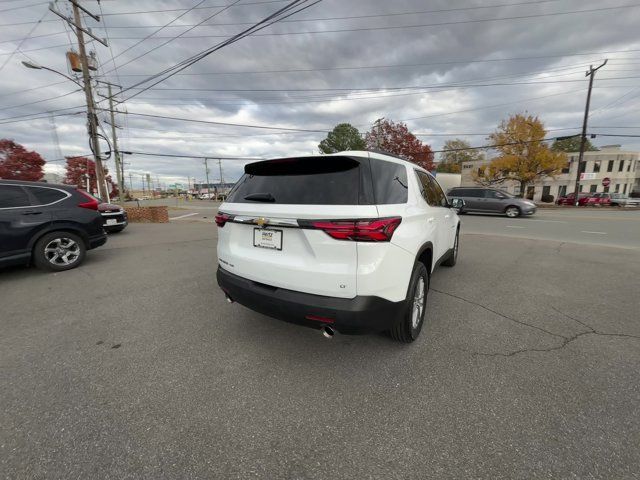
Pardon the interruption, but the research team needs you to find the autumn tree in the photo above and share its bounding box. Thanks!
[479,114,567,194]
[437,139,485,173]
[0,139,45,181]
[365,118,434,170]
[551,135,598,153]
[64,156,116,197]
[318,123,366,153]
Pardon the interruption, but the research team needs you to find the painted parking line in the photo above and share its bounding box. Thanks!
[170,212,199,220]
[506,225,525,229]
[526,219,568,223]
[580,230,607,235]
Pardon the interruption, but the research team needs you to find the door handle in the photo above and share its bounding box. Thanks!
[22,210,42,215]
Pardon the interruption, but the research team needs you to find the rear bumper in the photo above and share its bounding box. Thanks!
[217,267,405,334]
[88,233,107,249]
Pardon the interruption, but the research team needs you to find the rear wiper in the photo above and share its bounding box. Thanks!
[244,192,276,202]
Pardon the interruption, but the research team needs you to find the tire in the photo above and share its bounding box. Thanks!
[389,262,429,343]
[33,231,86,272]
[442,230,459,267]
[505,206,521,218]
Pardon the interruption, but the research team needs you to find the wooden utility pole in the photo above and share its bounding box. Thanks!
[68,1,108,201]
[106,83,125,204]
[204,158,211,194]
[573,60,607,205]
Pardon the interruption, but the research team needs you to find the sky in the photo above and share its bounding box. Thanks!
[1,0,639,189]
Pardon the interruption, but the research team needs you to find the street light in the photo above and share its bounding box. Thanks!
[21,61,83,88]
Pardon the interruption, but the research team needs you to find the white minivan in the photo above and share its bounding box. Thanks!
[215,151,463,342]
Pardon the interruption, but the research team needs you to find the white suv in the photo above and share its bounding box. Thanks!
[215,151,462,342]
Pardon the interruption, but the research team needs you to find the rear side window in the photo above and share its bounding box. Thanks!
[467,189,485,198]
[370,160,408,204]
[0,185,31,208]
[427,175,448,207]
[227,157,360,205]
[415,171,438,207]
[28,186,68,205]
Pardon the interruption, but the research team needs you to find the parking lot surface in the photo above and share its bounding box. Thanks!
[2,222,639,479]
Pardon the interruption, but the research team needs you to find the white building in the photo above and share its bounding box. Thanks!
[461,145,639,201]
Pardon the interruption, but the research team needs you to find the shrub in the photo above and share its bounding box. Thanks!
[540,194,555,203]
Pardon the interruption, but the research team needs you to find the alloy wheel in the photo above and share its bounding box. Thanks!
[44,237,81,266]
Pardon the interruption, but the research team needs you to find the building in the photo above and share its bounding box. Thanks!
[461,145,639,201]
[192,182,235,196]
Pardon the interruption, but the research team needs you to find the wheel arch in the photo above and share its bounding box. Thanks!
[29,223,90,252]
[415,241,433,275]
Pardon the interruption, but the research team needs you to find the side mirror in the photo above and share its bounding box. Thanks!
[450,198,465,211]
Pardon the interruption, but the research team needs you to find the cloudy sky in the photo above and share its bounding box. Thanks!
[1,0,639,188]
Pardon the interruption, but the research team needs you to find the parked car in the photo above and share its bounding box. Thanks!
[0,180,107,271]
[215,151,464,342]
[446,187,536,217]
[585,192,611,207]
[98,202,128,233]
[610,193,640,207]
[556,192,591,206]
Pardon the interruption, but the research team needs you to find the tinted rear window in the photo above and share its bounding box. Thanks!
[227,157,360,205]
[370,160,407,204]
[0,185,31,208]
[28,186,68,205]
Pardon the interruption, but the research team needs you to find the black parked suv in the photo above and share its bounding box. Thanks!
[0,180,107,271]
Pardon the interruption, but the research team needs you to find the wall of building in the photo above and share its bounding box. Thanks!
[461,146,639,201]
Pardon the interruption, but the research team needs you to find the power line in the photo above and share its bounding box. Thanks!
[118,0,322,102]
[0,89,81,112]
[0,7,49,72]
[88,0,569,29]
[0,1,47,13]
[107,4,640,40]
[100,0,289,16]
[0,31,66,45]
[115,150,265,160]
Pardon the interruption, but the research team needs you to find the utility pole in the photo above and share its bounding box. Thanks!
[105,83,125,205]
[51,1,110,201]
[128,172,133,192]
[204,158,211,194]
[573,60,607,205]
[218,159,224,185]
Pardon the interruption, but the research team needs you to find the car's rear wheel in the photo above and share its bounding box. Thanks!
[33,232,86,271]
[389,262,429,343]
[505,206,521,218]
[442,230,459,267]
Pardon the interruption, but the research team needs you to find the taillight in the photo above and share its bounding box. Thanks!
[303,217,402,242]
[215,212,234,227]
[77,189,99,210]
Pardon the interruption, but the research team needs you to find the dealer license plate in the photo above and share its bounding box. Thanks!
[253,228,282,250]
[106,219,118,226]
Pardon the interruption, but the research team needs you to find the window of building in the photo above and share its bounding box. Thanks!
[593,161,601,173]
[607,160,614,172]
[623,184,628,194]
[513,185,521,195]
[477,167,484,177]
[526,186,535,200]
[542,186,551,197]
[558,185,567,197]
[628,161,632,172]
[579,184,584,192]
[604,185,609,193]
[619,160,625,172]
[579,162,586,173]
[590,184,598,193]
[561,161,570,174]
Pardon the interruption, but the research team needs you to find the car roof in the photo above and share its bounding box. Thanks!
[0,179,73,190]
[329,150,429,173]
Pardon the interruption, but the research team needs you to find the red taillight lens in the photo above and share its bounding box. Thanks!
[215,212,234,227]
[306,217,402,242]
[77,189,99,210]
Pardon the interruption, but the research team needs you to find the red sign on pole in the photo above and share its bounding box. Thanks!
[602,177,611,187]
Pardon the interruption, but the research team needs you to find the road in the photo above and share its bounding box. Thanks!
[2,221,639,479]
[461,208,640,250]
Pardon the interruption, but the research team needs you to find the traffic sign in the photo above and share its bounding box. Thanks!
[602,177,611,187]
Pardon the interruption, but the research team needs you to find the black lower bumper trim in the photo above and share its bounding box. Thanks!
[217,267,405,334]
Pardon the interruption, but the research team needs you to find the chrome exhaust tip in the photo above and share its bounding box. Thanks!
[321,326,335,339]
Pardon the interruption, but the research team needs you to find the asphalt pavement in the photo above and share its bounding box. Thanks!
[1,222,639,479]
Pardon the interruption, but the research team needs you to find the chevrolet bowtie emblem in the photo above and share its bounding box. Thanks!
[256,217,268,227]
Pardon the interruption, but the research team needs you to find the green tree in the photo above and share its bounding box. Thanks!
[478,113,567,194]
[551,135,597,152]
[437,139,485,173]
[318,123,366,154]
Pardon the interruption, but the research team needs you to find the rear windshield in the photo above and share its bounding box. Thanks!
[227,157,360,205]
